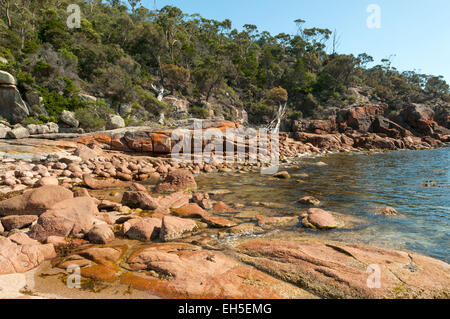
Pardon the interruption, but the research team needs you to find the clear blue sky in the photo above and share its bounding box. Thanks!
[140,0,450,82]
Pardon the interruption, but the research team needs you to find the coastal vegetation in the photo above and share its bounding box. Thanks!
[0,0,448,130]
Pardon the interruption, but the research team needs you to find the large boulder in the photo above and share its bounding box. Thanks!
[7,126,30,139]
[337,105,385,132]
[236,239,450,299]
[372,116,412,138]
[0,71,16,85]
[0,185,73,216]
[292,118,337,135]
[28,197,98,241]
[125,218,162,241]
[155,169,197,193]
[400,104,438,135]
[0,72,30,124]
[0,215,38,231]
[106,115,125,130]
[0,235,56,274]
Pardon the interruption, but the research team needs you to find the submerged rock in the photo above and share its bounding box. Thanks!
[155,169,197,192]
[297,196,321,206]
[376,206,399,216]
[301,208,339,230]
[273,171,291,179]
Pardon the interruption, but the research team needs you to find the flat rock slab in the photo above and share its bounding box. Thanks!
[124,243,315,299]
[235,239,450,299]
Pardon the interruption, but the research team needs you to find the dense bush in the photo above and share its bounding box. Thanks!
[0,0,447,128]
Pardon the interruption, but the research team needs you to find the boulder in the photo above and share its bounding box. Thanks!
[87,224,115,244]
[236,239,450,299]
[212,201,236,213]
[155,169,197,192]
[0,76,29,124]
[36,176,59,187]
[0,70,15,85]
[160,215,197,241]
[74,145,100,162]
[27,123,52,135]
[273,171,291,179]
[0,235,56,274]
[125,218,162,241]
[0,126,11,138]
[28,197,98,241]
[7,126,30,139]
[78,247,122,263]
[301,208,339,230]
[106,115,125,130]
[46,122,59,133]
[60,110,79,128]
[0,215,38,230]
[400,104,438,135]
[0,185,73,216]
[372,116,411,138]
[122,191,159,210]
[376,206,399,216]
[337,104,385,132]
[124,243,314,299]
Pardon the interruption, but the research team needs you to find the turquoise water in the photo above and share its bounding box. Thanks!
[197,147,450,263]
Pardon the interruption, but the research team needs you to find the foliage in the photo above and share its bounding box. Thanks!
[0,0,447,128]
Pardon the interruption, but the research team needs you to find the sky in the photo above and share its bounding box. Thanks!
[139,0,450,83]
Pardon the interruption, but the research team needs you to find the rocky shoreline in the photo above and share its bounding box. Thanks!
[0,117,449,299]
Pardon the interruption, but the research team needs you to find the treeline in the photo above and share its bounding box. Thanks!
[0,0,448,128]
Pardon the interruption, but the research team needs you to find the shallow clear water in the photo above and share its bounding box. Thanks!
[197,147,450,263]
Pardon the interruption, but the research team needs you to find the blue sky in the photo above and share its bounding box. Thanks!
[140,0,450,82]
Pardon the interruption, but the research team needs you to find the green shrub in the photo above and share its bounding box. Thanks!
[190,105,209,119]
[74,100,114,131]
[39,88,86,118]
